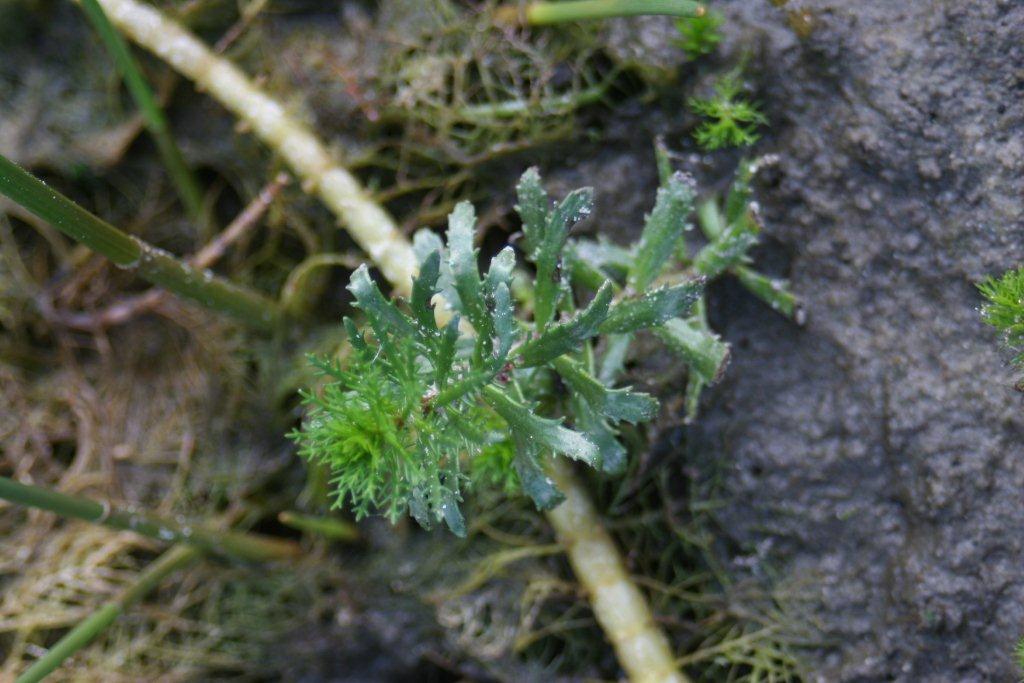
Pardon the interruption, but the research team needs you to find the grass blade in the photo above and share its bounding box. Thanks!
[16,546,200,683]
[0,154,281,330]
[79,0,205,223]
[0,476,300,562]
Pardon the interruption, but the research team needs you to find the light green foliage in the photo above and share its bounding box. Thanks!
[1016,636,1024,673]
[675,9,724,60]
[979,266,1024,367]
[292,170,698,534]
[568,148,800,420]
[688,70,768,150]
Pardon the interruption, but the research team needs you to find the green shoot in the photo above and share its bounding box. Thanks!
[277,511,360,542]
[675,9,724,60]
[688,70,768,150]
[1016,636,1024,675]
[498,0,706,25]
[569,147,799,421]
[0,476,300,562]
[78,0,206,224]
[979,266,1024,368]
[0,154,281,331]
[16,546,201,683]
[291,170,703,535]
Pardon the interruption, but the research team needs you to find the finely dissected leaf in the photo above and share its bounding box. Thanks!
[629,172,696,292]
[655,316,730,382]
[516,281,613,367]
[515,167,549,256]
[533,187,594,331]
[553,357,657,424]
[980,267,1024,366]
[348,265,415,337]
[599,281,703,334]
[447,201,493,343]
[483,385,598,466]
[688,72,767,151]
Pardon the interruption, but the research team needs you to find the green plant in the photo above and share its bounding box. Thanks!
[497,0,705,25]
[979,266,1024,371]
[291,171,703,535]
[0,154,282,330]
[675,9,724,60]
[567,146,799,420]
[688,70,767,150]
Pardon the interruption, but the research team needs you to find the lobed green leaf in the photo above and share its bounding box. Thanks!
[516,281,613,368]
[553,356,657,424]
[629,172,696,292]
[483,385,598,467]
[600,281,703,334]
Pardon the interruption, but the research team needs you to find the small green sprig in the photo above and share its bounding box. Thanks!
[568,146,800,420]
[979,267,1024,368]
[688,70,767,150]
[675,9,724,60]
[291,170,703,535]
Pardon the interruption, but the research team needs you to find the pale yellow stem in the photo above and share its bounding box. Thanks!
[548,458,688,683]
[87,0,417,296]
[88,2,688,679]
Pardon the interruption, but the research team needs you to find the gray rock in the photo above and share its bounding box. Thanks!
[551,0,1024,678]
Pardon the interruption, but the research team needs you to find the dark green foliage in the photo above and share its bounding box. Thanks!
[675,9,724,60]
[979,267,1024,368]
[689,70,768,151]
[567,148,800,421]
[292,170,699,534]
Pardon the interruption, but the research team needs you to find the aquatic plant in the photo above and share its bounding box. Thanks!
[292,169,700,533]
[675,8,724,60]
[979,266,1024,371]
[689,70,768,150]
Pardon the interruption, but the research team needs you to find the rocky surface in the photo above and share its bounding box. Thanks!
[553,0,1024,679]
[688,1,1024,679]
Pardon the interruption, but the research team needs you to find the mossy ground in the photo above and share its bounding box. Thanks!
[0,1,806,679]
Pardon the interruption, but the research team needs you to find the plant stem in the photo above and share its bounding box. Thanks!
[546,458,690,683]
[501,0,704,25]
[15,545,200,683]
[0,154,281,331]
[0,476,300,562]
[278,510,360,542]
[81,0,417,296]
[78,0,206,224]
